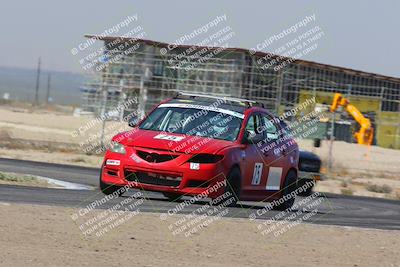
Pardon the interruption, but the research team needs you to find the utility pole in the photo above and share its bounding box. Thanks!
[46,73,51,105]
[35,57,41,106]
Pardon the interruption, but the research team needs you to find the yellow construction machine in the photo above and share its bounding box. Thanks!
[330,93,374,145]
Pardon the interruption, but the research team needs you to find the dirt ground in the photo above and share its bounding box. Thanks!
[0,203,398,267]
[0,107,129,145]
[0,147,103,168]
[297,139,400,176]
[0,106,400,199]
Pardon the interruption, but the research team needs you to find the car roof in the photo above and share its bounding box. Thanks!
[166,98,248,114]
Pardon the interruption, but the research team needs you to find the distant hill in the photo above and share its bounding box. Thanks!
[0,66,85,105]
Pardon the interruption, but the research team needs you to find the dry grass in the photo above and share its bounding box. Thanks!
[0,172,37,183]
[340,180,349,188]
[69,157,87,163]
[0,139,84,154]
[366,183,393,194]
[340,188,354,195]
[0,171,51,187]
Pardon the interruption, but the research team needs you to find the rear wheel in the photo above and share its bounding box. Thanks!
[274,170,298,211]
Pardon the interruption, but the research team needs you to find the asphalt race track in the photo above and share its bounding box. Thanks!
[0,157,399,230]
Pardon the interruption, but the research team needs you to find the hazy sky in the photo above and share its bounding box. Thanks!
[1,0,399,77]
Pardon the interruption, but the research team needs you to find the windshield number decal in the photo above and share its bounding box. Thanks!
[154,134,185,142]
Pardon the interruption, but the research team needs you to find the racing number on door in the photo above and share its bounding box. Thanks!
[251,163,263,185]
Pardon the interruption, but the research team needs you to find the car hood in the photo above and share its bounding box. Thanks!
[114,129,235,154]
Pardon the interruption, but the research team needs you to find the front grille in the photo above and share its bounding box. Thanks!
[187,180,209,188]
[299,159,321,172]
[125,170,181,187]
[136,150,179,163]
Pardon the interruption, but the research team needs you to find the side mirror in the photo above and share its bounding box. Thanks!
[243,131,264,144]
[128,116,138,127]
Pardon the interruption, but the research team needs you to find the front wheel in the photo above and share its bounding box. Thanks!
[274,170,298,210]
[214,167,241,207]
[297,179,314,196]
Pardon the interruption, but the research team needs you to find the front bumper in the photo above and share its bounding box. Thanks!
[101,150,227,198]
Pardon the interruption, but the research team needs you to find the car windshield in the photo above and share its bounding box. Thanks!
[139,106,243,141]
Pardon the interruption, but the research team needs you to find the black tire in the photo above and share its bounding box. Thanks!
[214,167,241,207]
[99,165,124,196]
[297,180,314,196]
[274,170,298,211]
[162,192,182,201]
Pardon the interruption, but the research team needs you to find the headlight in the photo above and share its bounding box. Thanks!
[110,142,126,154]
[187,154,223,164]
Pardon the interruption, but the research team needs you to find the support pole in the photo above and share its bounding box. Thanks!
[328,111,335,173]
[35,57,41,106]
[275,69,284,115]
[137,67,151,120]
[100,89,107,149]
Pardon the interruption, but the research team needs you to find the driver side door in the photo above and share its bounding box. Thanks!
[240,113,272,199]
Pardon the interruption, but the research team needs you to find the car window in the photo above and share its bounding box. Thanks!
[245,114,262,136]
[279,120,292,136]
[139,107,243,141]
[164,110,184,132]
[140,108,166,130]
[261,114,279,141]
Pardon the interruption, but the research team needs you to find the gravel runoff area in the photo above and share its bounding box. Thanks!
[0,203,399,267]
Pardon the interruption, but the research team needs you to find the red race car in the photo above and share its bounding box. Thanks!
[100,92,299,209]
